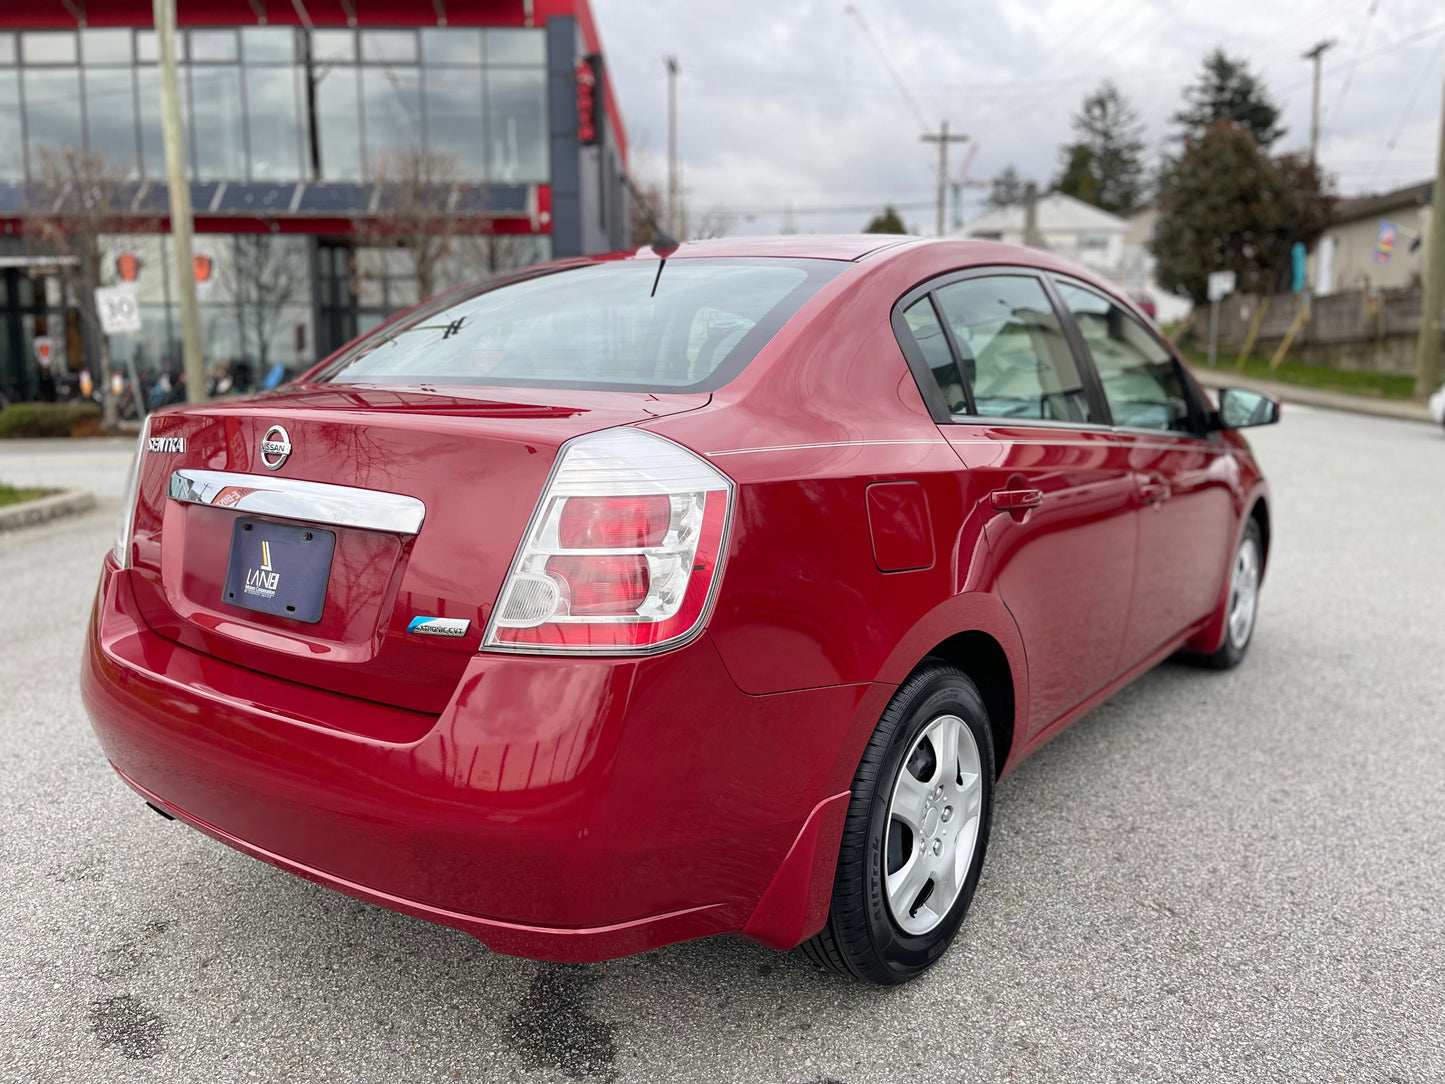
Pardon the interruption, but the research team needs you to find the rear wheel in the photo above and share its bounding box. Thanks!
[1196,519,1264,670]
[803,662,994,984]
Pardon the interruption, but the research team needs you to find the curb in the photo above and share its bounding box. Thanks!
[1188,366,1435,425]
[0,488,98,532]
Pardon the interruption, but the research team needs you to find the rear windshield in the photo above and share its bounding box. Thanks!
[317,257,845,392]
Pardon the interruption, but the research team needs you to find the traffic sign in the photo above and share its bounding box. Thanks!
[1207,271,1236,302]
[95,286,142,335]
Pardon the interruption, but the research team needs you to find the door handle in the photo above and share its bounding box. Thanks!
[1138,478,1172,504]
[990,488,1044,512]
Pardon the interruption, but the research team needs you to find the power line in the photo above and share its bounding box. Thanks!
[1367,38,1445,189]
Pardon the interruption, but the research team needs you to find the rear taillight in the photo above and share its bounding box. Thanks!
[483,427,734,655]
[112,416,151,569]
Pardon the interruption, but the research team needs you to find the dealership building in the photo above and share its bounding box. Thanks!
[0,0,630,403]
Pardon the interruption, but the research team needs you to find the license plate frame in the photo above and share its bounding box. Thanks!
[222,518,336,623]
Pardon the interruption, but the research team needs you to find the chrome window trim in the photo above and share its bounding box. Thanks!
[168,469,425,535]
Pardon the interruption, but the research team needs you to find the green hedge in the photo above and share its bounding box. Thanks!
[0,401,103,438]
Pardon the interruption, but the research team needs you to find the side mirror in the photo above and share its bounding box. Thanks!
[1214,388,1280,430]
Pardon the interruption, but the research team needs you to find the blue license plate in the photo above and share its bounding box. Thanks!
[223,519,336,623]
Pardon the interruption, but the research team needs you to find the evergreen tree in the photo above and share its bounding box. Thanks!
[863,206,907,234]
[1174,48,1284,148]
[988,165,1029,209]
[1053,81,1146,214]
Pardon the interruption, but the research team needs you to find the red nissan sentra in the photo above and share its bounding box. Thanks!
[83,236,1276,984]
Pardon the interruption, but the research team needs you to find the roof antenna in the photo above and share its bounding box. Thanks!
[649,230,679,298]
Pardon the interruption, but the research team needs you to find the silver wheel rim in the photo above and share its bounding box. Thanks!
[884,713,983,936]
[1227,536,1261,651]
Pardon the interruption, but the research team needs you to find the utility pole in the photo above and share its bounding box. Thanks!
[664,55,680,240]
[921,122,969,237]
[1415,77,1445,398]
[1302,39,1335,167]
[153,0,205,403]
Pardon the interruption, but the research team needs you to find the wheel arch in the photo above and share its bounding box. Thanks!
[917,632,1015,780]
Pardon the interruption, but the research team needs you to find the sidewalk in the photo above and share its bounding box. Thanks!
[1188,365,1435,425]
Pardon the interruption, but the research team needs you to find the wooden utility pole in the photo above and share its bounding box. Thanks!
[153,0,206,403]
[921,122,970,238]
[1302,40,1335,167]
[665,56,680,240]
[1415,77,1445,398]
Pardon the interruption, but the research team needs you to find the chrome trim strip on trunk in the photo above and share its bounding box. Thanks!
[168,469,426,535]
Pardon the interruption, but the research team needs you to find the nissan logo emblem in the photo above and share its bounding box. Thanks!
[259,424,292,470]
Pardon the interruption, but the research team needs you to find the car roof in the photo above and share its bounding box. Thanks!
[639,234,921,261]
[633,234,1076,271]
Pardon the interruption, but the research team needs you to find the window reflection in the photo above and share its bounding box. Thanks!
[362,65,421,165]
[423,68,485,175]
[81,29,132,65]
[245,67,305,180]
[487,68,547,182]
[189,65,245,180]
[24,68,83,166]
[241,27,296,63]
[0,71,22,181]
[22,32,78,65]
[316,67,362,180]
[84,68,139,175]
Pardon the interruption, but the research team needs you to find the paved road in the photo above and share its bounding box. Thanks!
[2,406,1443,1084]
[0,437,137,499]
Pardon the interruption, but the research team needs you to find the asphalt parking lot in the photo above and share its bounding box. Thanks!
[2,406,1443,1084]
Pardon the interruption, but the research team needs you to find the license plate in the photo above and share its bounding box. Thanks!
[223,519,336,623]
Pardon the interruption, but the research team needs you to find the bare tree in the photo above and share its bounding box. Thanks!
[25,147,148,426]
[360,146,462,303]
[221,232,306,380]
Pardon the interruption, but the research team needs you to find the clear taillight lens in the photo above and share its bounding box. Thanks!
[112,416,151,568]
[483,427,735,655]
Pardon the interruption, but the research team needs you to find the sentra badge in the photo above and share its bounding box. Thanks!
[259,424,292,470]
[148,435,185,453]
[244,539,281,600]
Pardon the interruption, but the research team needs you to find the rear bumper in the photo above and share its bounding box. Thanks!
[82,559,872,961]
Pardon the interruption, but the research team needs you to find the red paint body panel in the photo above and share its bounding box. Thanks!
[82,237,1272,960]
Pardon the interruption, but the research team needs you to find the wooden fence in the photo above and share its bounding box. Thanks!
[1216,286,1423,352]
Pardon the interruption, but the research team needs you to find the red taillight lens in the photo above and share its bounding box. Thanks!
[546,554,650,615]
[558,495,670,549]
[485,428,735,656]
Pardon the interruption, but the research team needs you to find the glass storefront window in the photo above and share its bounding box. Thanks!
[311,30,355,64]
[84,68,140,176]
[0,71,22,181]
[21,32,78,65]
[24,68,84,168]
[242,27,296,64]
[245,67,305,180]
[189,65,245,180]
[486,68,548,182]
[420,28,481,65]
[361,66,422,164]
[316,67,362,180]
[361,31,418,64]
[137,66,191,178]
[485,29,546,66]
[189,30,239,63]
[81,29,132,65]
[422,68,485,175]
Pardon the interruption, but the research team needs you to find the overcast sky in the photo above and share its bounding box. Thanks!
[592,0,1445,236]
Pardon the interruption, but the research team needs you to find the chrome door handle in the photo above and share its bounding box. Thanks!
[990,488,1044,512]
[1138,479,1172,504]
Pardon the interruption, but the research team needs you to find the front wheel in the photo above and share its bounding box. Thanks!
[803,662,994,984]
[1196,519,1264,670]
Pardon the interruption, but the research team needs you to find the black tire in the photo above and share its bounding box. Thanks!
[802,661,994,985]
[1195,518,1264,670]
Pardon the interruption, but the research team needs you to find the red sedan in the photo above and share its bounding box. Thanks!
[83,236,1276,984]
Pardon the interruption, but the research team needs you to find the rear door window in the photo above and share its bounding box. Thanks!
[931,275,1090,423]
[1054,281,1196,432]
[317,258,843,392]
[902,297,968,415]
